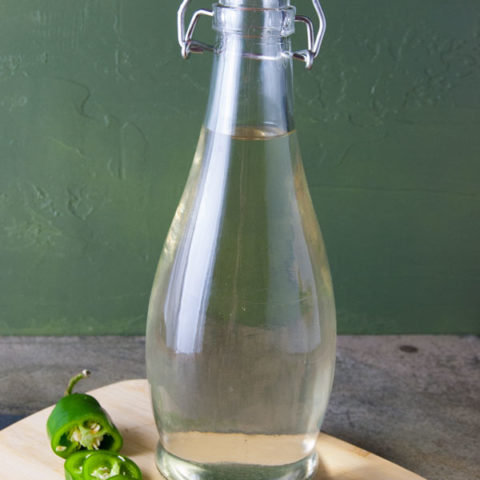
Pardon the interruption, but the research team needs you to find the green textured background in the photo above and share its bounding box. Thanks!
[1,0,479,335]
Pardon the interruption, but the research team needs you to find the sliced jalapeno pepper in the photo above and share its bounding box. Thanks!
[64,450,92,480]
[82,451,142,479]
[47,370,123,458]
[64,451,142,480]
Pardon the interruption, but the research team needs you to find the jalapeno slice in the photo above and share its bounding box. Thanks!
[82,451,142,479]
[64,450,92,480]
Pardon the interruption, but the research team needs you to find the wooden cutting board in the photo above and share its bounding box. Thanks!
[0,379,425,479]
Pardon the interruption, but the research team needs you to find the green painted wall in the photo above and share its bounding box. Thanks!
[1,1,479,335]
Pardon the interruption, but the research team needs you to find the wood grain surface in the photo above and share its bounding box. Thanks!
[0,379,426,479]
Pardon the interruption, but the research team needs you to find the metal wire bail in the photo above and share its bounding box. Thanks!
[177,0,214,59]
[293,0,327,69]
[177,0,326,68]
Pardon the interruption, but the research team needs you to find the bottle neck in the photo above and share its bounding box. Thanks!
[204,4,295,137]
[221,0,290,6]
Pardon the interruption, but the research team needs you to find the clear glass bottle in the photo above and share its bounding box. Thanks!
[146,1,336,479]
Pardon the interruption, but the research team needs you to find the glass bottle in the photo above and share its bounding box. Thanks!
[146,1,336,479]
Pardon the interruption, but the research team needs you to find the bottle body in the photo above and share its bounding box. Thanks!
[146,126,335,479]
[146,3,336,479]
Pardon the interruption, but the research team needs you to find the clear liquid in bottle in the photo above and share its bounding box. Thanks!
[146,125,336,480]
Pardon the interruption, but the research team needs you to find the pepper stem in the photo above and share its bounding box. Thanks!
[65,369,91,396]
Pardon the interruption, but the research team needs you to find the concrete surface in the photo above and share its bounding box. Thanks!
[0,335,478,480]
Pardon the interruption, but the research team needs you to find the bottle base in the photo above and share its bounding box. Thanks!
[155,441,319,480]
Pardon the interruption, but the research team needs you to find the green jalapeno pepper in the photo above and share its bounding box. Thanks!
[64,451,92,480]
[82,451,142,479]
[64,451,142,480]
[47,370,123,458]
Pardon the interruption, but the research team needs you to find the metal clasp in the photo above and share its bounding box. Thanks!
[177,0,326,68]
[293,0,326,69]
[177,0,214,59]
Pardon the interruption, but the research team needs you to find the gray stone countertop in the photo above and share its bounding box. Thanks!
[0,335,478,480]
